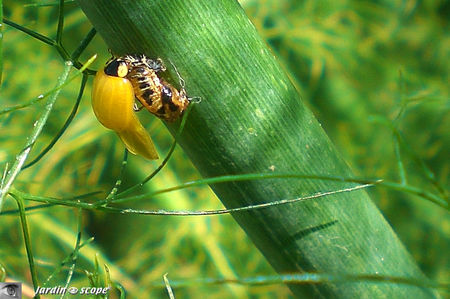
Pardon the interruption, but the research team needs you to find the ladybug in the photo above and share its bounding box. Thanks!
[107,54,190,122]
[91,64,159,160]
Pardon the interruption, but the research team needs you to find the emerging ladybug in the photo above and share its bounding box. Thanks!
[91,54,192,160]
[91,60,159,160]
[108,54,190,122]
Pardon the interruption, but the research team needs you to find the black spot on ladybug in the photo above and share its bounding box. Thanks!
[161,86,172,104]
[140,83,150,89]
[168,101,178,112]
[143,90,154,105]
[134,67,148,75]
[157,106,165,115]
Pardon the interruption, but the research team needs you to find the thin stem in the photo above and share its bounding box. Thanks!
[393,128,448,201]
[2,18,95,74]
[13,183,374,216]
[22,73,88,170]
[110,103,194,200]
[0,203,55,215]
[10,171,447,212]
[393,133,407,185]
[115,283,126,299]
[40,233,94,289]
[114,173,377,204]
[123,184,371,216]
[105,150,128,202]
[60,209,83,299]
[11,193,40,298]
[370,115,448,203]
[55,43,72,63]
[71,27,96,61]
[0,264,5,281]
[24,0,76,7]
[0,56,95,116]
[378,181,446,208]
[56,0,65,44]
[151,273,447,290]
[163,274,175,299]
[393,69,406,124]
[0,63,72,211]
[2,18,55,46]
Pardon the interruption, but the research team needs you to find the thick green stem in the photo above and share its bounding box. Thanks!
[76,0,437,297]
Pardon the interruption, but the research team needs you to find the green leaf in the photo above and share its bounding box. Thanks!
[76,0,439,298]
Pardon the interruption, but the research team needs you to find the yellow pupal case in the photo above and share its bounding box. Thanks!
[91,70,159,160]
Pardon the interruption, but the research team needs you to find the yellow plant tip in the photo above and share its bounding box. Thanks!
[81,54,98,72]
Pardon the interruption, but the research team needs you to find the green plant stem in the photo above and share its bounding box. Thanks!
[110,174,446,208]
[102,103,194,203]
[56,0,65,44]
[105,150,128,202]
[163,274,175,299]
[61,210,83,298]
[11,193,40,299]
[76,1,439,297]
[11,183,372,217]
[370,115,448,201]
[71,27,96,61]
[11,173,445,215]
[22,74,88,170]
[2,18,95,73]
[7,173,446,217]
[2,18,54,46]
[394,134,407,185]
[0,63,72,211]
[152,273,449,290]
[0,59,94,116]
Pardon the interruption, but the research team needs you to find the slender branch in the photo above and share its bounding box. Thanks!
[103,103,195,202]
[11,193,40,299]
[152,273,447,290]
[12,183,374,216]
[2,18,55,46]
[71,27,96,61]
[56,0,65,44]
[22,74,88,170]
[0,63,72,211]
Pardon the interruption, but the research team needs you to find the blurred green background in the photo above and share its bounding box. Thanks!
[0,0,448,298]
